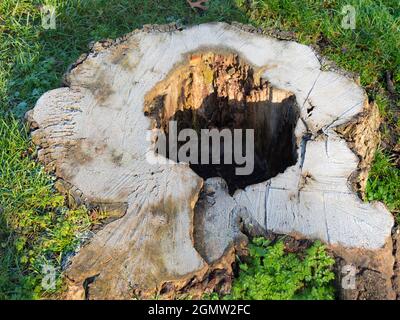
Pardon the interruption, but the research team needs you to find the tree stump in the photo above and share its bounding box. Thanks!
[26,22,395,299]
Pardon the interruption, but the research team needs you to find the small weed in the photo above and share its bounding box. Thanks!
[205,237,336,300]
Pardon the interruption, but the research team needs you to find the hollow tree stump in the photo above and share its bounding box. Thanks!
[26,22,395,299]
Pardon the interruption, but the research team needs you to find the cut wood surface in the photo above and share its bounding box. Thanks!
[27,22,394,299]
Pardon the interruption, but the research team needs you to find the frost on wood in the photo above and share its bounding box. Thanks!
[27,22,394,299]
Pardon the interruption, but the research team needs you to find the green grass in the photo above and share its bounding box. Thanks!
[0,117,93,299]
[205,238,335,300]
[240,0,399,91]
[366,150,400,220]
[0,0,399,299]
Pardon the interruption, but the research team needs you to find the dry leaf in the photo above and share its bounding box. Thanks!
[187,0,209,11]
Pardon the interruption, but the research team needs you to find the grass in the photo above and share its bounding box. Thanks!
[240,0,399,91]
[366,150,400,220]
[0,0,398,299]
[0,116,93,299]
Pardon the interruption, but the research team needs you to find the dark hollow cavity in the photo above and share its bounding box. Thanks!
[144,52,300,194]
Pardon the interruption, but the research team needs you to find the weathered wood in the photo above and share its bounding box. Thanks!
[27,22,394,299]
